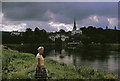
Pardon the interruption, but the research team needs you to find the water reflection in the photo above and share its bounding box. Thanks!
[46,48,119,75]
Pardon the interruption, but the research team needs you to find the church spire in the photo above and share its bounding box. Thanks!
[73,18,77,31]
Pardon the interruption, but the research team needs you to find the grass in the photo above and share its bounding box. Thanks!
[2,49,36,79]
[2,48,117,80]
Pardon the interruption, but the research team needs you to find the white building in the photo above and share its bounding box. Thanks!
[49,35,56,41]
[11,31,22,36]
[72,30,82,35]
[71,19,82,35]
[49,34,69,42]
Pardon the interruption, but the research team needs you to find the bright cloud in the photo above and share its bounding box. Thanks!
[79,15,117,29]
[107,18,118,28]
[49,22,73,31]
[0,23,27,32]
[89,15,99,23]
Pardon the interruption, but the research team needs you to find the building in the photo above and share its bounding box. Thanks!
[61,35,69,41]
[49,34,69,42]
[71,19,82,35]
[11,31,23,36]
[49,35,56,41]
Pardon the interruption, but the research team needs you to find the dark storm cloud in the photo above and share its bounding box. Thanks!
[2,2,117,24]
[2,2,51,21]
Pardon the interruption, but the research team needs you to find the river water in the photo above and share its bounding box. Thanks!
[45,48,119,75]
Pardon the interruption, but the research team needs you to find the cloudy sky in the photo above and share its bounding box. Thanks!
[1,2,118,32]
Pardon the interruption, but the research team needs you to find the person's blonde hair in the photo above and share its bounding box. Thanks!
[37,46,44,52]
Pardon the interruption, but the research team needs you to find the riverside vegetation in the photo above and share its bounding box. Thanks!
[2,48,117,80]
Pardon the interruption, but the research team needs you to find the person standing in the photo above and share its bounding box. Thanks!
[35,46,47,80]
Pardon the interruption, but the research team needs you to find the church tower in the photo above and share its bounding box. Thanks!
[73,18,77,31]
[71,18,82,35]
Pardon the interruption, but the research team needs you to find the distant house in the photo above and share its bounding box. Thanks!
[61,35,69,42]
[71,19,82,35]
[11,31,20,35]
[49,35,56,41]
[11,31,23,36]
[49,34,69,42]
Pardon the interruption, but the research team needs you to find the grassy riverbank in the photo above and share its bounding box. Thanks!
[2,48,117,79]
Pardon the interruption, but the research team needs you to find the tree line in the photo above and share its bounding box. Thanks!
[2,26,120,45]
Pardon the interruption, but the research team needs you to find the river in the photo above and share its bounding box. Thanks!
[45,48,119,75]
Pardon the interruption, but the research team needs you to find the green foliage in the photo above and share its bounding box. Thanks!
[2,49,117,79]
[2,49,36,79]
